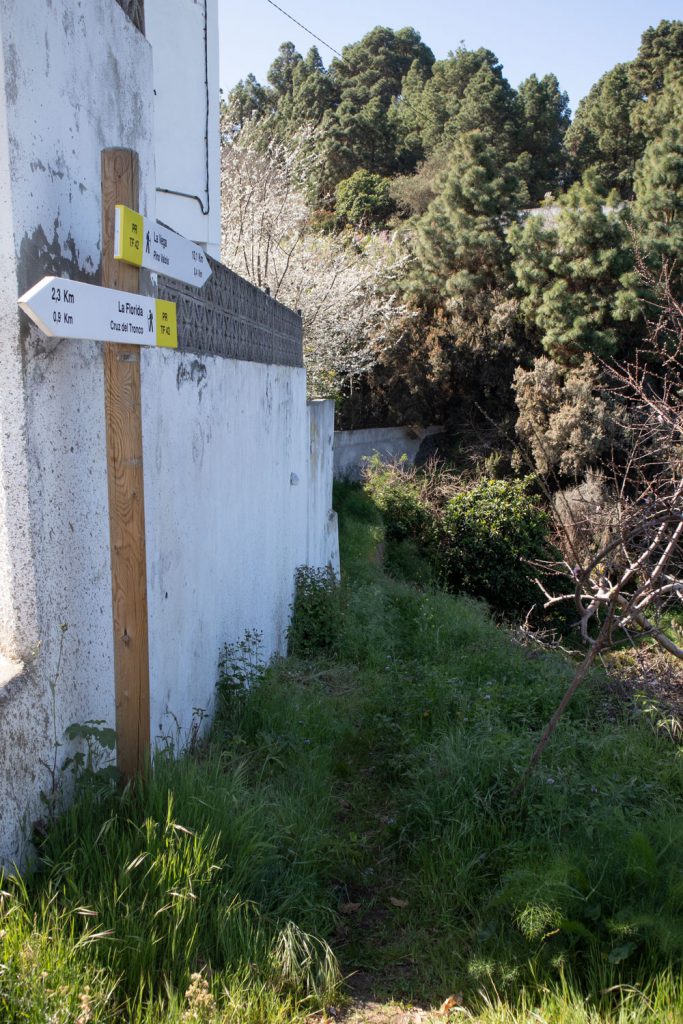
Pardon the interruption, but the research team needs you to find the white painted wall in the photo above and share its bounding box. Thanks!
[334,426,444,481]
[0,0,338,868]
[0,0,156,867]
[307,401,340,577]
[145,0,221,256]
[142,355,312,746]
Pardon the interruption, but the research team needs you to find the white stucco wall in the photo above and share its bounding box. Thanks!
[145,0,221,256]
[0,0,156,867]
[142,369,339,748]
[142,355,310,745]
[0,0,338,868]
[307,400,340,577]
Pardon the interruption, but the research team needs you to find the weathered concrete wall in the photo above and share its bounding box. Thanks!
[334,426,444,481]
[307,401,340,577]
[0,0,156,867]
[0,0,338,868]
[142,358,336,747]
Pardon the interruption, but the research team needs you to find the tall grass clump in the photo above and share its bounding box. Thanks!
[1,732,341,1021]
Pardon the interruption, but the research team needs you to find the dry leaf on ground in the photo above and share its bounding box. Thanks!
[437,994,463,1014]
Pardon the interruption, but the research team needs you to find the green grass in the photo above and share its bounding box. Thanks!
[1,482,681,1022]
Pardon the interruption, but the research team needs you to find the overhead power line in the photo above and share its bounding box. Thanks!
[262,0,440,130]
[264,0,343,60]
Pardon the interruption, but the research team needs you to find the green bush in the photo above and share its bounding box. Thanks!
[287,565,341,657]
[334,169,395,227]
[441,478,557,616]
[363,462,558,618]
[362,455,432,543]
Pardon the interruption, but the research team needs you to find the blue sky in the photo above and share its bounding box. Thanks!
[218,0,682,115]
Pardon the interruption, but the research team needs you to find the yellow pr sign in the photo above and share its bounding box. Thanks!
[155,299,178,348]
[114,205,144,266]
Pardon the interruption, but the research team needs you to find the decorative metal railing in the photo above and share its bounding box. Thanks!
[158,256,304,368]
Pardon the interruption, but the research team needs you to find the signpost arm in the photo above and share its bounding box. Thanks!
[101,148,151,780]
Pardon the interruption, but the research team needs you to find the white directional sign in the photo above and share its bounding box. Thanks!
[114,205,212,287]
[18,276,178,348]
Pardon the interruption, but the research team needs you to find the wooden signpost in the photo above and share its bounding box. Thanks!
[101,148,151,781]
[17,147,210,781]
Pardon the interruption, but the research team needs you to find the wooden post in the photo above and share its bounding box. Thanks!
[101,148,150,779]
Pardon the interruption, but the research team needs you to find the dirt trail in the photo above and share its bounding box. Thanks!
[308,973,464,1024]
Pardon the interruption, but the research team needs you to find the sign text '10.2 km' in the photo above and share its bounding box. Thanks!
[114,205,212,287]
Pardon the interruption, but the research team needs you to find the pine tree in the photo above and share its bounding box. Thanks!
[565,21,683,196]
[394,47,510,157]
[267,41,303,100]
[633,114,683,287]
[517,73,571,201]
[450,63,521,159]
[318,26,435,186]
[564,64,645,198]
[632,63,683,144]
[632,19,683,100]
[279,47,338,128]
[509,173,640,365]
[412,130,527,305]
[388,58,431,170]
[223,74,271,131]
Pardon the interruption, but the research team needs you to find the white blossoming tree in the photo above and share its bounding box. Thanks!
[220,119,410,398]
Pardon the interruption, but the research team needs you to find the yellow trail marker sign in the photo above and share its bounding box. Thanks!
[114,204,212,287]
[18,276,178,348]
[115,205,145,266]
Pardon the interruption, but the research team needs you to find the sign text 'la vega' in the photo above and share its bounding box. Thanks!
[114,205,212,287]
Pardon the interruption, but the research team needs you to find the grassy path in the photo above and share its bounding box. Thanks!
[1,485,682,1022]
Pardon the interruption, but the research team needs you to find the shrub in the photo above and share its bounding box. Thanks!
[287,565,341,657]
[334,169,395,227]
[217,629,266,727]
[362,455,432,543]
[440,478,558,616]
[513,355,624,478]
[552,469,615,565]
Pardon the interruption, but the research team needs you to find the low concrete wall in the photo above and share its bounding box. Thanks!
[334,425,443,481]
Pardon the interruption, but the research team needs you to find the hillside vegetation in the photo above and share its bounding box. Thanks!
[2,486,681,1023]
[222,19,683,457]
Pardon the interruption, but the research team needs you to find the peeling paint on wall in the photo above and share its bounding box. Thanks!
[17,223,99,296]
[176,358,208,393]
